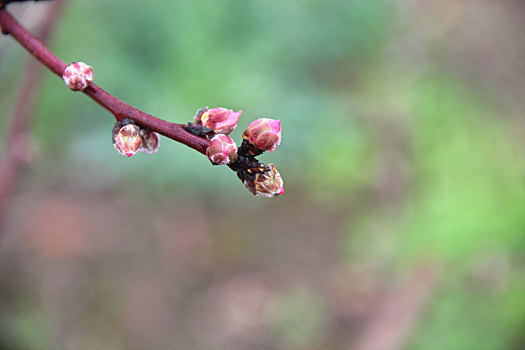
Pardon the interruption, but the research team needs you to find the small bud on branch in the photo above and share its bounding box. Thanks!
[244,163,284,197]
[139,128,160,154]
[62,62,93,91]
[198,107,241,135]
[243,118,281,152]
[206,134,238,165]
[112,120,142,157]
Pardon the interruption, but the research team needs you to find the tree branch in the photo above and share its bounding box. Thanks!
[0,4,284,201]
[0,7,210,155]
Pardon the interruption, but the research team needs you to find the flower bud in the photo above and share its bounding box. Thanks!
[244,163,284,197]
[206,134,238,165]
[139,128,160,154]
[113,123,142,157]
[197,107,241,135]
[62,62,93,91]
[193,107,209,123]
[242,118,281,152]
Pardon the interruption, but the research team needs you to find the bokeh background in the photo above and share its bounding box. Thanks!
[1,0,524,349]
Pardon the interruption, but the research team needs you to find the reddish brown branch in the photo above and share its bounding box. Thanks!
[0,7,210,155]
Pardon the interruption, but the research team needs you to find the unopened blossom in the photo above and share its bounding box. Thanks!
[113,124,142,157]
[197,107,242,135]
[62,62,93,91]
[244,163,284,197]
[206,134,238,165]
[139,128,160,154]
[242,118,281,152]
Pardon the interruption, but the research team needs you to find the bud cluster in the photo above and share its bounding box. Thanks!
[236,117,283,197]
[193,107,284,197]
[112,119,159,157]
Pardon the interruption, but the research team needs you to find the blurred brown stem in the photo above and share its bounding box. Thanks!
[354,265,439,350]
[0,0,66,230]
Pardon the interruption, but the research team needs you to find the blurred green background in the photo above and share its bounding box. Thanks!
[1,0,524,349]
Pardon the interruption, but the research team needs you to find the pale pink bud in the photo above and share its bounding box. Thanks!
[245,163,284,197]
[62,62,93,91]
[242,118,281,152]
[198,107,241,135]
[139,128,160,154]
[206,134,238,165]
[113,124,142,157]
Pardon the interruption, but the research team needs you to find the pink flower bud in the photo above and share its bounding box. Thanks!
[206,134,238,165]
[245,163,284,197]
[242,118,281,152]
[139,128,160,154]
[198,107,241,135]
[62,62,93,91]
[113,124,142,157]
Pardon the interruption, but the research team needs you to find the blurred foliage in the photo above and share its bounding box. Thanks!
[0,0,524,349]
